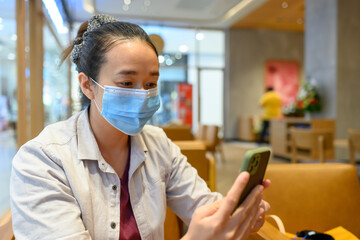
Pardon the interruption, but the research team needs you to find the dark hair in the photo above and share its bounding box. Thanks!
[62,20,158,108]
[266,87,274,92]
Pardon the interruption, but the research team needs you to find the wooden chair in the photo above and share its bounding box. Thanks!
[263,163,360,237]
[195,123,207,141]
[164,207,183,240]
[348,128,360,165]
[237,115,259,141]
[162,125,195,141]
[0,209,14,240]
[196,124,225,162]
[173,140,216,191]
[165,140,216,240]
[290,127,334,163]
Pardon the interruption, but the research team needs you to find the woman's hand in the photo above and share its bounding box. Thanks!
[250,179,271,233]
[183,172,270,240]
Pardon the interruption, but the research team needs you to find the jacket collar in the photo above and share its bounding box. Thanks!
[77,108,148,174]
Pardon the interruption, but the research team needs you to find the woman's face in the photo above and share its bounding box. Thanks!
[93,39,159,106]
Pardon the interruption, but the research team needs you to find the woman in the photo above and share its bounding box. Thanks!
[10,14,270,240]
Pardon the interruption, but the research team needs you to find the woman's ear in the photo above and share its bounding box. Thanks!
[79,72,95,100]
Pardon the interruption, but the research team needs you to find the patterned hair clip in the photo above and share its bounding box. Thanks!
[70,14,118,65]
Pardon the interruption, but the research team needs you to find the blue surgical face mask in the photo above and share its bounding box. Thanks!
[90,78,160,135]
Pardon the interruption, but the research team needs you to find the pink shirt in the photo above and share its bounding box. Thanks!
[120,143,141,240]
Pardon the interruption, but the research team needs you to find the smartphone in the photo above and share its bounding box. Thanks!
[234,147,270,211]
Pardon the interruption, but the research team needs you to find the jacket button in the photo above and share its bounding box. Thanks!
[112,185,117,191]
[111,222,116,229]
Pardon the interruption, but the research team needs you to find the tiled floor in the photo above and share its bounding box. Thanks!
[215,141,289,195]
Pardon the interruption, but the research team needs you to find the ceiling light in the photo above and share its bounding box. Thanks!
[281,1,288,9]
[42,0,68,34]
[122,4,129,11]
[158,55,165,63]
[124,0,131,5]
[196,33,204,41]
[179,45,188,53]
[8,53,16,60]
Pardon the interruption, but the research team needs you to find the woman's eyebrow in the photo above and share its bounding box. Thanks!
[116,70,159,76]
[117,70,137,75]
[150,71,160,76]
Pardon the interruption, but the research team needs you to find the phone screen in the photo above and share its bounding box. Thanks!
[233,147,270,212]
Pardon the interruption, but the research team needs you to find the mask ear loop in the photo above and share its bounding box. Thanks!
[89,77,104,113]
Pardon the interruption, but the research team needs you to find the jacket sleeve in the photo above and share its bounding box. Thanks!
[10,141,92,240]
[164,137,222,225]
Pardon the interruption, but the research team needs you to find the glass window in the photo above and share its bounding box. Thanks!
[43,25,70,125]
[200,69,224,126]
[141,25,225,128]
[0,0,17,217]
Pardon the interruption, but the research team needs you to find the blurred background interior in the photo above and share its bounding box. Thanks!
[0,0,360,238]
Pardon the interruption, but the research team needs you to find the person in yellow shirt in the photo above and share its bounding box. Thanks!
[259,87,282,143]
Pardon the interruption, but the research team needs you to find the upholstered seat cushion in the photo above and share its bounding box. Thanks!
[263,163,360,237]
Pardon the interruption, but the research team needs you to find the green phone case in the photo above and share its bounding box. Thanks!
[235,147,271,210]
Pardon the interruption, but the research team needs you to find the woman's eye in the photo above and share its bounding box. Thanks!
[120,82,132,87]
[147,82,157,88]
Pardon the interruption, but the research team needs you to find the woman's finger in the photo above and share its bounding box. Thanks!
[250,206,265,233]
[228,184,263,233]
[192,199,223,220]
[215,171,250,221]
[262,179,271,189]
[233,194,263,239]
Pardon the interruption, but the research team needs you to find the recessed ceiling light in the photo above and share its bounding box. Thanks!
[282,1,288,9]
[196,33,204,41]
[158,55,165,63]
[124,0,131,5]
[122,4,129,11]
[179,45,188,53]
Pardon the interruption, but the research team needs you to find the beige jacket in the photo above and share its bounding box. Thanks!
[10,109,222,240]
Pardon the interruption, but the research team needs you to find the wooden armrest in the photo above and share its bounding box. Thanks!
[246,220,288,240]
[207,154,216,192]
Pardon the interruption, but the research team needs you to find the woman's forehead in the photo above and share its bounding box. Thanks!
[98,40,159,78]
[105,39,158,63]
